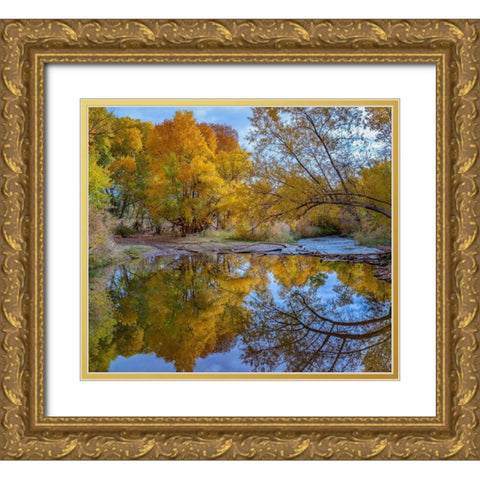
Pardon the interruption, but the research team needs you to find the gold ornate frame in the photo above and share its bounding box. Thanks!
[0,19,479,460]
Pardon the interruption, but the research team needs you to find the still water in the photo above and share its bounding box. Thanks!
[89,245,392,374]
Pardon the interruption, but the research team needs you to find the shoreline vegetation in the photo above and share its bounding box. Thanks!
[91,232,392,283]
[88,105,392,281]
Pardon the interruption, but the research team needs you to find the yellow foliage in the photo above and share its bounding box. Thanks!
[88,153,112,209]
[145,111,251,234]
[109,156,137,196]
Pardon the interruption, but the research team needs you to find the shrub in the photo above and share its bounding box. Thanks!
[115,223,136,237]
[231,223,256,241]
[123,246,143,259]
[89,208,116,269]
[293,217,339,238]
[337,215,360,235]
[264,222,294,242]
[232,221,295,243]
[353,226,391,247]
[199,228,234,240]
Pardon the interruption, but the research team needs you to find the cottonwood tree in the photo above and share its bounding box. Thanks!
[145,111,252,235]
[145,111,225,235]
[247,107,392,227]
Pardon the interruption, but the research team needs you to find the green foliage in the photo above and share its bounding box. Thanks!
[88,152,112,210]
[115,223,136,237]
[123,246,145,259]
[89,107,154,221]
[199,228,234,240]
[88,107,116,167]
[88,280,118,372]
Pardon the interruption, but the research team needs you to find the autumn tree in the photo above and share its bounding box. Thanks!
[145,111,251,235]
[88,107,116,166]
[247,107,392,230]
[88,107,155,231]
[88,106,391,242]
[207,123,240,153]
[107,116,153,220]
[206,124,253,229]
[145,112,219,235]
[88,108,116,267]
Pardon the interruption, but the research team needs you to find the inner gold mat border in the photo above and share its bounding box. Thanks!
[81,98,399,380]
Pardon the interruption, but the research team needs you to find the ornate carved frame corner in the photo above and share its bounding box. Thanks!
[0,19,479,460]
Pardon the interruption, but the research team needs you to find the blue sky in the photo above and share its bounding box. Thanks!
[109,106,253,149]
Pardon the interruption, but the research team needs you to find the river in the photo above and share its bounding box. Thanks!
[88,236,392,374]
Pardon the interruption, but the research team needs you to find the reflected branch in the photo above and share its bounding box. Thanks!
[243,279,392,373]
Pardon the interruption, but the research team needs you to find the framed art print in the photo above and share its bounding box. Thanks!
[0,19,479,460]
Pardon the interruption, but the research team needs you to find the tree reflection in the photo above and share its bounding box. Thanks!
[88,253,392,373]
[89,254,255,372]
[242,283,391,373]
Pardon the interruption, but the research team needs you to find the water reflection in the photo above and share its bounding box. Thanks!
[89,253,391,373]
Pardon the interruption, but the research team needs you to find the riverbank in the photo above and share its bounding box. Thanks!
[110,234,392,282]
